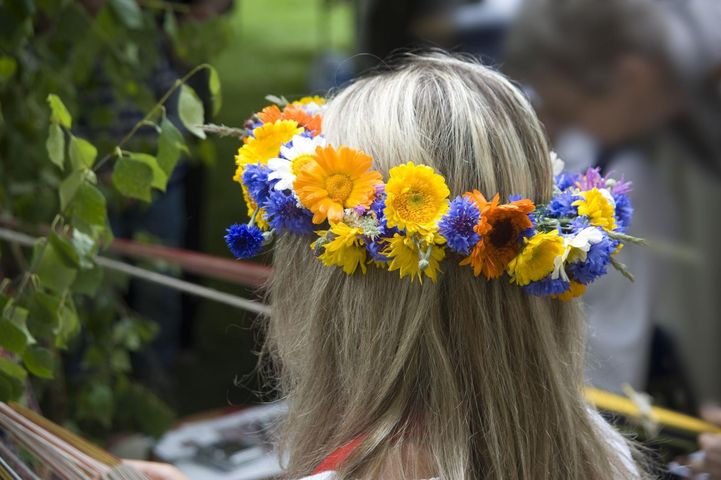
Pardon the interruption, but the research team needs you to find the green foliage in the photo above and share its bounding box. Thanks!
[0,0,225,439]
[178,84,206,139]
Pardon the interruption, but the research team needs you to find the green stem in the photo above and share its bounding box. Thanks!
[248,207,260,228]
[93,63,213,173]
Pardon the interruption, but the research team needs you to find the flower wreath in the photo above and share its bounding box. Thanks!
[224,96,644,301]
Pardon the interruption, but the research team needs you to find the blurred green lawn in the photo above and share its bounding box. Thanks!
[175,0,353,414]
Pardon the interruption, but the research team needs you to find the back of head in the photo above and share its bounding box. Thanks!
[266,54,637,479]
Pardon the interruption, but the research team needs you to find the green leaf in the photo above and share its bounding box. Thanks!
[0,56,17,83]
[23,346,54,379]
[207,65,222,116]
[46,123,65,170]
[28,291,60,339]
[73,266,103,296]
[129,153,168,191]
[112,156,154,202]
[178,84,206,139]
[0,320,27,354]
[73,182,107,228]
[49,232,80,268]
[77,384,114,427]
[157,117,184,176]
[109,0,143,29]
[0,358,26,383]
[69,136,97,169]
[35,240,77,293]
[59,169,85,211]
[47,94,72,129]
[0,372,24,402]
[163,9,177,40]
[71,229,97,268]
[0,305,32,354]
[55,300,79,349]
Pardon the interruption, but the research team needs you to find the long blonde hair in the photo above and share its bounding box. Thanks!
[265,53,640,479]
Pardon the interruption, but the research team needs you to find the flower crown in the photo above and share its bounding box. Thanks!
[225,96,644,301]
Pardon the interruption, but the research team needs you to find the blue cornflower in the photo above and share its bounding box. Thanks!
[242,163,274,205]
[369,189,397,237]
[547,190,579,218]
[613,193,633,232]
[569,215,590,232]
[366,238,391,263]
[523,276,570,297]
[224,224,265,259]
[566,232,617,284]
[438,196,481,255]
[263,190,315,235]
[555,172,580,191]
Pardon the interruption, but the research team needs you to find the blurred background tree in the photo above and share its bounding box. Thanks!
[0,0,353,445]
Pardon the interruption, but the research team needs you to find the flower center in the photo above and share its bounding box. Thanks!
[291,154,316,176]
[326,173,353,202]
[489,219,515,247]
[395,188,436,223]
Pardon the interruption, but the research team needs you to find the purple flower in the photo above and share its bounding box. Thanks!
[577,167,606,191]
[224,224,264,259]
[523,276,570,297]
[242,164,274,205]
[610,177,633,195]
[438,196,481,255]
[263,190,315,235]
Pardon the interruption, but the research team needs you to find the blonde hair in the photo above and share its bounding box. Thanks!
[265,53,641,479]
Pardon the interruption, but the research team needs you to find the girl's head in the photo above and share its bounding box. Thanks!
[266,53,636,479]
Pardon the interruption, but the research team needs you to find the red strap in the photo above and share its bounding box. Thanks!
[312,436,365,474]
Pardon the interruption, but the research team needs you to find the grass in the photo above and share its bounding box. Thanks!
[175,0,353,414]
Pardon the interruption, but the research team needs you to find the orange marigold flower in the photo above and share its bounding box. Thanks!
[294,145,382,224]
[256,104,322,136]
[281,104,322,136]
[459,191,535,279]
[257,105,282,124]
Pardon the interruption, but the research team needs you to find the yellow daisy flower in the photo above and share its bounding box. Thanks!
[241,183,270,231]
[507,231,565,286]
[314,222,367,275]
[384,162,450,235]
[384,233,445,283]
[233,120,303,182]
[572,188,617,231]
[294,145,383,224]
[293,96,326,105]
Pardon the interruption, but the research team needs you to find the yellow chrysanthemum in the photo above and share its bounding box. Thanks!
[240,184,270,230]
[294,145,383,224]
[384,162,450,234]
[293,96,326,105]
[554,281,586,301]
[384,233,445,283]
[314,222,367,275]
[233,120,303,182]
[572,188,617,231]
[507,231,565,286]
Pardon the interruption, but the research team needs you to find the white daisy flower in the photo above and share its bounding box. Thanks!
[268,134,327,191]
[552,227,604,281]
[550,151,565,177]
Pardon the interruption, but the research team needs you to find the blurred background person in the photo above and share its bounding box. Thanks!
[502,0,721,414]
